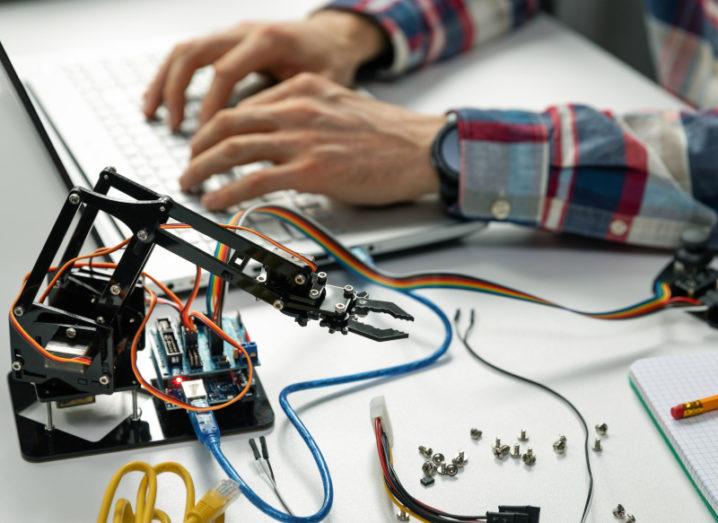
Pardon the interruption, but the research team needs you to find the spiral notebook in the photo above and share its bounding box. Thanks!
[630,351,718,520]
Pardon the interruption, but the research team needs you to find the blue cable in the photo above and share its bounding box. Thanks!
[190,290,452,522]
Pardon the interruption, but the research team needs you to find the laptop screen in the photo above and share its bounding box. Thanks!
[0,43,70,188]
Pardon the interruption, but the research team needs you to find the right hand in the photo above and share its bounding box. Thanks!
[143,10,386,131]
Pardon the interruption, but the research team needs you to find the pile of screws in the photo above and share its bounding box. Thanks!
[491,430,536,466]
[593,422,608,452]
[419,446,468,486]
[613,504,635,521]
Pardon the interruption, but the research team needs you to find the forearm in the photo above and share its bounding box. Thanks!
[324,0,541,77]
[451,105,718,248]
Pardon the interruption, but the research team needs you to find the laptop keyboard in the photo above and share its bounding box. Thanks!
[60,52,334,251]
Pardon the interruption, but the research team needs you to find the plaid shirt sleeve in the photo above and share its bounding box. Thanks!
[645,0,718,109]
[325,0,540,77]
[453,105,718,248]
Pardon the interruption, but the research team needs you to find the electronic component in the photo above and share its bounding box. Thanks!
[157,318,182,367]
[181,379,208,401]
[487,506,541,523]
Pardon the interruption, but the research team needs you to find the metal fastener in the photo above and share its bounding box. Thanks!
[522,449,536,466]
[396,510,410,521]
[317,271,327,283]
[335,302,346,312]
[470,428,482,440]
[110,284,121,296]
[11,361,22,372]
[494,437,501,448]
[452,451,467,468]
[257,274,267,283]
[294,274,307,286]
[444,463,458,477]
[511,445,521,459]
[99,375,110,385]
[613,504,626,518]
[625,515,635,523]
[13,306,24,317]
[596,423,608,436]
[273,300,284,311]
[553,435,567,454]
[309,289,320,298]
[136,229,149,242]
[499,445,511,459]
[65,327,77,339]
[592,439,603,452]
[422,461,437,477]
[518,429,528,442]
[437,463,447,475]
[96,316,105,325]
[343,284,354,297]
[431,452,445,466]
[68,193,81,205]
[418,445,433,458]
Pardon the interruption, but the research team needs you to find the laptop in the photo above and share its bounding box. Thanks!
[5,42,483,291]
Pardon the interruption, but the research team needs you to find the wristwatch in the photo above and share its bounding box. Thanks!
[431,113,461,208]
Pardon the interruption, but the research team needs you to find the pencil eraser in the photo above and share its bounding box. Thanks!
[671,404,685,420]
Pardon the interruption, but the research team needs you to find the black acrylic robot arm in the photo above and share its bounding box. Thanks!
[17,168,412,343]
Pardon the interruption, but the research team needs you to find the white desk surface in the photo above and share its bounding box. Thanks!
[0,1,714,522]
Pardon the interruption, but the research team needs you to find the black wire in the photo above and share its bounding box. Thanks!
[454,309,593,523]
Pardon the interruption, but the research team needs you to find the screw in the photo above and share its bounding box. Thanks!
[294,274,307,286]
[309,289,320,298]
[470,428,482,440]
[317,271,327,283]
[499,445,511,459]
[335,302,346,313]
[522,449,536,466]
[256,274,267,283]
[444,463,458,476]
[511,445,521,459]
[613,504,626,518]
[422,461,437,477]
[343,284,354,297]
[518,429,528,442]
[68,193,81,205]
[592,439,603,452]
[437,463,447,475]
[553,435,567,454]
[625,515,635,523]
[452,451,467,468]
[11,361,22,372]
[96,316,105,325]
[396,510,410,521]
[136,229,149,242]
[159,206,166,212]
[13,306,24,317]
[431,453,445,465]
[65,327,77,339]
[418,445,433,458]
[596,423,608,436]
[273,300,284,311]
[494,437,501,448]
[99,375,110,385]
[110,284,121,296]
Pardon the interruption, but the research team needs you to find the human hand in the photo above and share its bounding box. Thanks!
[143,10,386,131]
[179,73,443,210]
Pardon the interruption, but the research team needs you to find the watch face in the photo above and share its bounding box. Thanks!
[440,126,460,175]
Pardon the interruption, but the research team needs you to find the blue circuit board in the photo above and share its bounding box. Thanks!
[148,313,259,410]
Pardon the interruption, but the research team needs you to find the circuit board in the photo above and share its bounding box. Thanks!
[149,312,260,410]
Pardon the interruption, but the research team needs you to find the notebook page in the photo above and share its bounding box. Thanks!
[630,351,718,513]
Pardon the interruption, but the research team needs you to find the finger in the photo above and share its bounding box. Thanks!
[241,72,326,108]
[180,134,295,190]
[201,164,300,210]
[199,31,276,124]
[143,54,174,118]
[161,37,241,130]
[190,106,276,157]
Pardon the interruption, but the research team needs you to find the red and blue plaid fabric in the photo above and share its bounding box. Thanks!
[329,0,718,247]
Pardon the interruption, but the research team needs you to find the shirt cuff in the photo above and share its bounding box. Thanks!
[453,108,551,226]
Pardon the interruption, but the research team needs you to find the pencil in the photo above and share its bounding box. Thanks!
[671,394,718,420]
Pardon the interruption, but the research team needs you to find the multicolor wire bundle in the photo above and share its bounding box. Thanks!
[207,204,699,323]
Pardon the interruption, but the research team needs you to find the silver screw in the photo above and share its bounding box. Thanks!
[136,229,149,242]
[343,284,354,297]
[437,463,447,475]
[65,327,77,339]
[110,284,121,296]
[625,515,635,523]
[159,206,166,212]
[68,193,81,205]
[396,510,410,521]
[273,300,284,311]
[317,271,327,282]
[11,361,22,372]
[13,306,24,317]
[257,274,267,283]
[99,375,110,385]
[499,445,511,459]
[335,302,346,313]
[522,448,536,466]
[452,451,467,468]
[553,435,567,454]
[418,445,433,458]
[96,316,105,325]
[444,463,458,476]
[294,274,307,286]
[596,423,608,436]
[592,439,603,452]
[431,453,445,465]
[309,289,320,298]
[421,461,437,477]
[518,429,528,442]
[511,445,521,459]
[470,428,482,440]
[613,504,626,518]
[494,437,501,448]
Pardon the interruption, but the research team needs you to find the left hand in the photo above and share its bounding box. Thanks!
[179,73,443,210]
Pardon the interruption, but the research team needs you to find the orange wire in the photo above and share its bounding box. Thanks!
[181,267,202,331]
